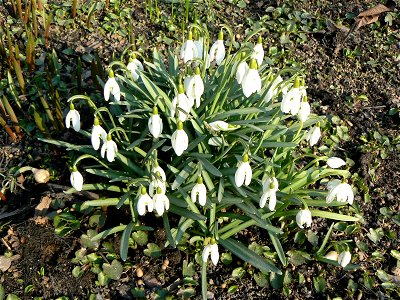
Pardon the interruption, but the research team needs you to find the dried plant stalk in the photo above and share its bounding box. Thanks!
[2,95,22,140]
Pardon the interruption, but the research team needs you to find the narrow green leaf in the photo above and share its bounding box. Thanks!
[163,213,176,248]
[171,161,196,190]
[199,158,222,177]
[310,210,360,222]
[219,238,281,274]
[120,223,134,261]
[169,205,207,221]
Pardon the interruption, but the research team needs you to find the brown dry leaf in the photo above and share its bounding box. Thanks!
[355,4,392,30]
[35,195,52,216]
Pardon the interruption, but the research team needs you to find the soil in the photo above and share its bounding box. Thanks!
[1,0,400,299]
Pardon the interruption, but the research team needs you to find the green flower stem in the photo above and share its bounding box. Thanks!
[293,120,304,142]
[109,127,130,143]
[73,154,111,169]
[129,191,137,224]
[316,222,334,255]
[94,107,118,133]
[201,259,208,300]
[209,202,217,238]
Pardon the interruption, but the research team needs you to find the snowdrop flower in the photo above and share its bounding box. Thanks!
[70,167,83,191]
[137,186,153,216]
[241,59,261,98]
[338,251,351,268]
[296,209,312,228]
[127,54,144,81]
[326,179,354,205]
[148,106,163,139]
[191,177,207,206]
[152,163,166,182]
[91,117,107,150]
[298,97,311,122]
[323,251,339,261]
[180,31,198,63]
[260,176,279,210]
[193,29,203,59]
[149,172,166,197]
[326,157,346,169]
[235,53,249,84]
[101,134,118,162]
[281,77,301,115]
[65,103,81,132]
[153,187,170,216]
[252,36,264,67]
[184,67,204,108]
[235,154,252,187]
[306,125,321,146]
[104,70,121,102]
[171,84,191,122]
[208,120,229,132]
[207,30,225,67]
[264,75,287,103]
[202,242,219,266]
[171,121,189,156]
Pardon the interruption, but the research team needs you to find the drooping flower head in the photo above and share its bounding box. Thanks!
[184,67,204,108]
[137,186,154,216]
[127,54,144,81]
[306,125,321,146]
[65,103,81,132]
[148,106,163,139]
[193,29,204,60]
[153,187,170,216]
[326,179,354,205]
[206,30,225,67]
[70,166,83,191]
[104,69,121,102]
[326,157,346,169]
[180,31,198,63]
[235,154,252,187]
[149,170,166,197]
[171,83,191,122]
[101,133,118,162]
[91,117,107,150]
[252,35,264,67]
[296,209,312,228]
[241,59,261,98]
[260,176,279,210]
[281,77,301,115]
[171,121,189,156]
[202,241,219,266]
[235,52,249,84]
[298,96,311,122]
[191,177,207,206]
[338,250,351,268]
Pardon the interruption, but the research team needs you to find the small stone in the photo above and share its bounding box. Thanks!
[207,291,214,299]
[136,267,143,278]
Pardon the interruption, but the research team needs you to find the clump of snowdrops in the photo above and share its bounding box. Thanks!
[50,24,360,298]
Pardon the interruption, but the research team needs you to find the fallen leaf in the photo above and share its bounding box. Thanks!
[35,195,52,216]
[354,4,392,31]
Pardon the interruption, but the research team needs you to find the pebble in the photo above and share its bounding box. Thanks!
[136,267,143,278]
[0,256,11,272]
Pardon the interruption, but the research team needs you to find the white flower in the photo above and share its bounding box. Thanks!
[281,85,301,115]
[298,100,311,122]
[149,177,166,197]
[184,67,204,108]
[338,251,351,268]
[127,56,143,81]
[260,177,279,210]
[252,36,264,67]
[323,251,339,261]
[264,75,286,103]
[137,187,153,216]
[104,70,121,102]
[235,154,252,187]
[194,36,204,59]
[235,60,249,84]
[148,107,163,139]
[152,164,166,181]
[326,180,354,205]
[180,32,198,63]
[209,120,229,132]
[191,177,207,206]
[171,122,189,156]
[326,157,346,169]
[296,209,312,228]
[241,59,261,98]
[101,134,118,162]
[65,104,81,132]
[153,188,170,216]
[202,243,219,266]
[70,168,83,191]
[207,31,225,67]
[171,84,191,122]
[306,126,321,146]
[91,118,107,150]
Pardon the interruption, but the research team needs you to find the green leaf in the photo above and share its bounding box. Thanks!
[313,276,326,293]
[92,225,153,242]
[199,158,222,177]
[102,260,123,280]
[270,272,283,289]
[144,243,162,258]
[309,210,359,222]
[367,228,384,244]
[163,213,176,248]
[287,250,311,266]
[120,223,134,261]
[132,231,148,246]
[171,161,196,190]
[219,238,281,274]
[232,267,246,279]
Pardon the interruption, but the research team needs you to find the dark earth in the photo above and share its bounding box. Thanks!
[0,0,399,299]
